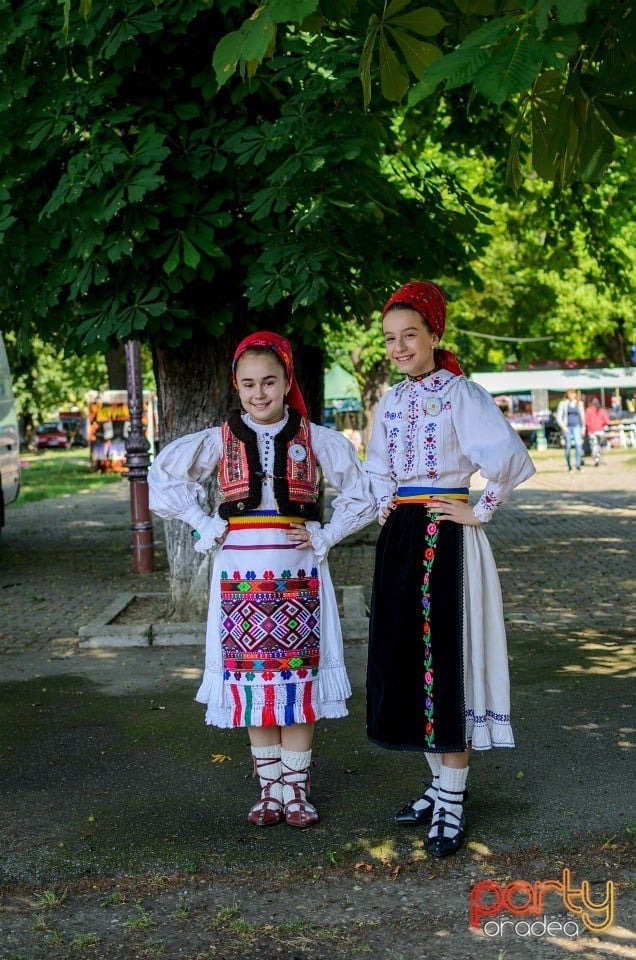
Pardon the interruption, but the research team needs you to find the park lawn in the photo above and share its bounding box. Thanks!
[9,449,124,506]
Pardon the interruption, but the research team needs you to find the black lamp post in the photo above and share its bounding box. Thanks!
[124,339,154,572]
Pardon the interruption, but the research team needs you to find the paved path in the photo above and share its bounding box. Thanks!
[1,447,634,654]
[0,448,634,959]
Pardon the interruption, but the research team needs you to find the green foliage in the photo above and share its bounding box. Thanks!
[213,0,321,86]
[359,2,445,107]
[208,0,635,187]
[406,0,636,185]
[443,139,636,372]
[3,333,108,420]
[0,0,489,363]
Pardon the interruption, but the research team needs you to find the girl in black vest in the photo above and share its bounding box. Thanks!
[149,332,375,828]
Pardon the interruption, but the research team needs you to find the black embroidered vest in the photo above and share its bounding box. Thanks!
[218,409,320,520]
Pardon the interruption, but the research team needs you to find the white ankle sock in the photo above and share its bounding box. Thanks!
[411,752,442,811]
[251,743,283,804]
[281,748,312,806]
[429,765,468,839]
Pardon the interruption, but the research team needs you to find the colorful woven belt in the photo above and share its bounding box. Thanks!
[227,511,306,530]
[395,486,469,505]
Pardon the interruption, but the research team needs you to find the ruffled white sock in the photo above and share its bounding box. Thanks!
[429,764,468,840]
[251,743,283,806]
[281,748,313,806]
[411,751,442,811]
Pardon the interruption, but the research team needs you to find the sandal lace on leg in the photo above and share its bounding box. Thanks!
[281,748,319,829]
[247,747,283,827]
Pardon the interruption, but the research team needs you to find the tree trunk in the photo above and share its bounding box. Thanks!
[151,329,325,620]
[604,318,628,367]
[105,343,128,389]
[152,330,238,619]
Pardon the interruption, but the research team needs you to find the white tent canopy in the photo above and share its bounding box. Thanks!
[470,367,636,396]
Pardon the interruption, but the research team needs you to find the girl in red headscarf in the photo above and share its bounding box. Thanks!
[364,282,535,858]
[149,332,375,829]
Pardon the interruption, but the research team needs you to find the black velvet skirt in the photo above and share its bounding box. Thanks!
[366,504,466,753]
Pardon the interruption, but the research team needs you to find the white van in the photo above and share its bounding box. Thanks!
[0,333,20,532]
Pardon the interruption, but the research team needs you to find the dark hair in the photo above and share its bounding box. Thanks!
[383,301,435,334]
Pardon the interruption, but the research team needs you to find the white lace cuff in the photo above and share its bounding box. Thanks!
[306,521,329,562]
[191,515,227,553]
[473,491,500,524]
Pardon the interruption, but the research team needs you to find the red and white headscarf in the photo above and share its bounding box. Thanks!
[382,281,463,376]
[232,331,308,417]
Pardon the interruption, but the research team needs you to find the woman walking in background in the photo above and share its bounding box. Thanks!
[364,281,535,857]
[556,387,585,471]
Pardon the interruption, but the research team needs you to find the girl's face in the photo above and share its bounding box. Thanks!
[382,308,438,378]
[235,350,289,425]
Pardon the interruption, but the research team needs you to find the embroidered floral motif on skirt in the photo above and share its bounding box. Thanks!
[220,565,320,727]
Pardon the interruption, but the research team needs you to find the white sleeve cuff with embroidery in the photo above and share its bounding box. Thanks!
[473,490,500,524]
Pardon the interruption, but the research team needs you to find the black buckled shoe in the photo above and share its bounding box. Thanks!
[394,788,468,825]
[426,807,466,858]
[394,793,435,824]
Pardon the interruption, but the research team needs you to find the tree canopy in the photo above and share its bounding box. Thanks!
[210,0,636,188]
[5,0,634,614]
[1,0,489,365]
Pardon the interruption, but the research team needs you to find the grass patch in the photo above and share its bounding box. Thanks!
[9,450,123,506]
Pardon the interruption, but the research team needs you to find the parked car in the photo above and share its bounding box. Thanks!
[35,421,69,450]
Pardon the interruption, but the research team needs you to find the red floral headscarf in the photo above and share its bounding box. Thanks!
[382,281,463,376]
[232,331,308,417]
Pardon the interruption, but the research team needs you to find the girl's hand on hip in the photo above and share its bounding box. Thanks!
[427,498,482,527]
[287,522,311,549]
[379,501,396,526]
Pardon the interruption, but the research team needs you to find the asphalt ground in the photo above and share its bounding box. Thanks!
[0,445,634,959]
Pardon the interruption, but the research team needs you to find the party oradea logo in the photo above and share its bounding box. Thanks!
[470,868,615,939]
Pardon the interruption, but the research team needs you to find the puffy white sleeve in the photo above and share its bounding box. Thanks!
[148,428,228,552]
[362,391,397,516]
[304,425,376,561]
[453,381,536,523]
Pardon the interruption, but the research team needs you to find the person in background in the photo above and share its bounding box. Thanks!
[556,388,585,472]
[610,390,623,420]
[148,331,375,829]
[364,281,535,858]
[584,398,610,466]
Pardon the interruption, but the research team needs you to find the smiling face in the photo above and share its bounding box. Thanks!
[382,307,438,378]
[235,349,289,425]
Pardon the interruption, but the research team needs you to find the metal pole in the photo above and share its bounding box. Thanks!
[124,340,154,572]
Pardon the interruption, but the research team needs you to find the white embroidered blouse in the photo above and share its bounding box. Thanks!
[148,410,376,559]
[364,370,535,522]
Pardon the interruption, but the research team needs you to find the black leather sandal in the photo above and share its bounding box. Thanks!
[394,788,468,825]
[426,807,467,857]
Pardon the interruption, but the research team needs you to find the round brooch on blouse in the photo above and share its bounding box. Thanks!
[423,398,442,416]
[289,443,307,462]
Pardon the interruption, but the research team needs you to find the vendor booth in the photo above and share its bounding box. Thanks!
[470,367,636,450]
